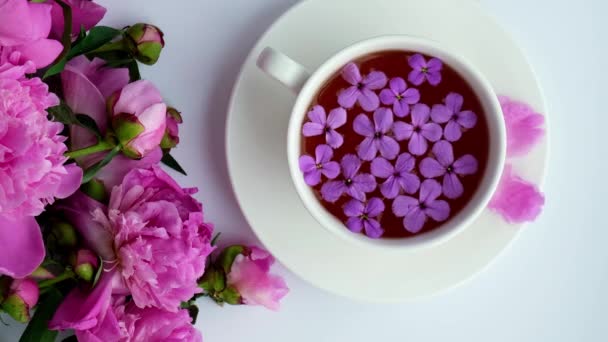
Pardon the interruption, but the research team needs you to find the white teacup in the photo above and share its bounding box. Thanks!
[257,36,506,250]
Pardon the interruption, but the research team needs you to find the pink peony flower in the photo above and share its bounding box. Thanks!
[1,278,40,323]
[50,166,214,331]
[108,80,168,159]
[489,164,545,223]
[0,54,82,278]
[76,298,202,342]
[125,23,166,65]
[499,96,545,157]
[227,246,289,311]
[50,0,106,38]
[0,0,62,68]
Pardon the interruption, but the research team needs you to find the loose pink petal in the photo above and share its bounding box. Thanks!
[489,165,545,223]
[0,216,44,278]
[499,96,545,157]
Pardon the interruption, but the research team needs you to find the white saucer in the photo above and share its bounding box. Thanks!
[226,0,548,302]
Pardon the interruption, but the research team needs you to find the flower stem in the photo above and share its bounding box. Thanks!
[38,269,75,289]
[91,40,127,54]
[66,140,116,159]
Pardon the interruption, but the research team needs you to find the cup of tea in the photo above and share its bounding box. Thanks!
[257,35,506,250]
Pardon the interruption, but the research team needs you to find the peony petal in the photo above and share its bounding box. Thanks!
[94,148,162,192]
[0,216,44,278]
[366,198,385,217]
[51,0,107,38]
[358,88,380,112]
[377,136,399,160]
[54,164,83,199]
[321,161,341,179]
[353,114,375,137]
[404,208,427,233]
[408,132,428,156]
[408,70,425,86]
[346,217,364,233]
[299,155,316,173]
[341,62,362,85]
[489,165,545,223]
[421,122,443,142]
[457,110,477,129]
[425,200,450,221]
[453,154,478,175]
[79,58,130,99]
[307,105,327,125]
[341,154,362,179]
[419,157,446,178]
[363,71,388,89]
[14,38,63,68]
[363,219,384,239]
[395,152,416,173]
[419,179,442,203]
[113,80,163,116]
[370,157,394,178]
[392,195,419,217]
[408,54,426,69]
[374,107,394,133]
[344,199,365,217]
[315,144,334,164]
[357,137,378,161]
[326,107,347,129]
[399,173,421,195]
[430,104,452,124]
[444,120,463,142]
[325,129,344,149]
[303,170,322,186]
[389,77,407,93]
[380,177,401,199]
[443,173,464,199]
[411,103,430,126]
[500,96,545,157]
[353,174,377,193]
[426,71,442,86]
[432,140,455,166]
[321,181,346,203]
[380,88,396,105]
[338,86,359,108]
[49,271,115,331]
[393,121,413,141]
[302,122,324,137]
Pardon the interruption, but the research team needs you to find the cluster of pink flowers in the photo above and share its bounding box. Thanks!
[0,1,288,340]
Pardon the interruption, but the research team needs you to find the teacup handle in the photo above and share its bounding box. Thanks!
[257,47,311,94]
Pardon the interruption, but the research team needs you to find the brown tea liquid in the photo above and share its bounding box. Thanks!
[302,51,490,238]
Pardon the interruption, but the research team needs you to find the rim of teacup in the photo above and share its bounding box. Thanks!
[287,35,506,251]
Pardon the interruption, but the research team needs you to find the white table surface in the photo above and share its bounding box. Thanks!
[2,0,606,341]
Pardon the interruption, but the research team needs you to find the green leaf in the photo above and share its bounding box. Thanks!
[127,60,141,81]
[103,58,135,68]
[161,153,187,175]
[47,102,77,124]
[19,289,63,342]
[217,245,245,274]
[67,26,121,59]
[75,114,102,139]
[81,146,121,183]
[210,233,221,247]
[42,0,71,79]
[186,304,199,324]
[72,26,87,46]
[43,57,67,79]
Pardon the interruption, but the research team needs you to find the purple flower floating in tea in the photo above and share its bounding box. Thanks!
[344,198,385,239]
[353,108,400,161]
[338,62,387,112]
[321,154,376,203]
[408,53,443,86]
[371,153,420,199]
[379,77,420,117]
[298,144,341,186]
[302,105,347,148]
[392,179,450,234]
[431,92,478,142]
[420,140,478,199]
[393,103,442,156]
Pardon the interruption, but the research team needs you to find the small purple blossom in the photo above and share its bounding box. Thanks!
[353,108,400,161]
[302,105,347,148]
[408,54,443,86]
[392,179,450,233]
[379,77,420,117]
[338,63,387,111]
[371,153,421,199]
[344,198,385,239]
[393,104,442,156]
[419,140,478,199]
[431,93,478,142]
[298,144,341,186]
[321,154,376,203]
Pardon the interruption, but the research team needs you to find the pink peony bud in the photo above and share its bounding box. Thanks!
[108,80,167,159]
[126,23,165,65]
[225,246,289,311]
[73,249,99,282]
[1,279,39,323]
[160,107,182,151]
